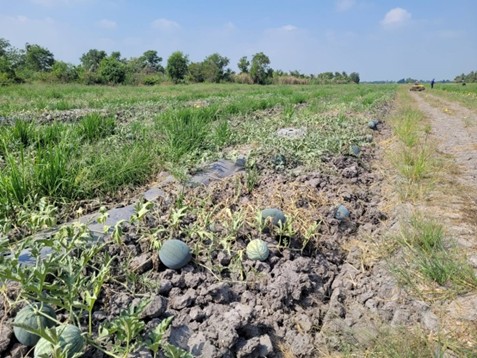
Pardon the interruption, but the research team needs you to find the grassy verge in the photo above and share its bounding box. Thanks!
[386,89,439,201]
[392,215,477,297]
[429,83,477,112]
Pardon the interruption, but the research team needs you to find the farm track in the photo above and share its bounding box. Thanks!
[408,91,477,351]
[411,91,477,258]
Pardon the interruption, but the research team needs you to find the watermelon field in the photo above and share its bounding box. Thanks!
[1,83,476,357]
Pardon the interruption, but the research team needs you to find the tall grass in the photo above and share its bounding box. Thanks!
[33,143,79,199]
[393,215,477,295]
[0,83,398,225]
[158,108,213,162]
[76,113,116,142]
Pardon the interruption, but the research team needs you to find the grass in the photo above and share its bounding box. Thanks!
[0,83,396,230]
[430,83,477,111]
[385,88,477,297]
[392,215,477,295]
[386,89,439,200]
[362,325,475,358]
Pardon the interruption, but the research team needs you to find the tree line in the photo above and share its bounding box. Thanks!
[454,71,477,83]
[0,38,360,86]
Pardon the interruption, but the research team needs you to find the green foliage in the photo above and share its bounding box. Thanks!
[237,56,249,73]
[166,51,189,84]
[99,56,126,84]
[25,43,55,72]
[187,53,231,83]
[52,61,79,83]
[80,49,107,72]
[76,113,116,142]
[202,53,230,82]
[139,50,164,73]
[454,70,477,83]
[392,215,477,295]
[158,107,212,162]
[250,52,272,85]
[349,72,360,84]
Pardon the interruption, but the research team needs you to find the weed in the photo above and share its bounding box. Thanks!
[392,215,477,297]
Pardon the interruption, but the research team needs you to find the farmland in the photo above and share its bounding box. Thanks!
[1,83,477,357]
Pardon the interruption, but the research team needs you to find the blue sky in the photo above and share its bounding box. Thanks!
[0,0,475,81]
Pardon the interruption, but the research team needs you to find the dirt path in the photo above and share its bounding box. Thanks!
[410,91,477,345]
[411,91,477,253]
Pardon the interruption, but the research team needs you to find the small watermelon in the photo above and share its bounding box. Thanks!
[261,208,286,227]
[368,120,379,130]
[246,239,269,261]
[159,239,192,270]
[335,205,350,221]
[13,302,57,346]
[34,324,84,358]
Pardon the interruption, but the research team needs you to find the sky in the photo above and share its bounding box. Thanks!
[0,0,475,81]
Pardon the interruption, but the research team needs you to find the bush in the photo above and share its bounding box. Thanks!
[99,57,126,84]
[233,73,253,84]
[273,76,309,85]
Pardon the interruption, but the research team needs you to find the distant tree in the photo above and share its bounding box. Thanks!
[202,53,230,82]
[99,56,126,84]
[0,38,11,57]
[250,52,272,85]
[454,70,477,83]
[52,61,78,82]
[80,49,107,72]
[110,51,123,62]
[237,56,249,73]
[25,43,54,72]
[139,50,164,73]
[188,62,205,83]
[349,72,360,84]
[289,70,304,78]
[166,51,189,83]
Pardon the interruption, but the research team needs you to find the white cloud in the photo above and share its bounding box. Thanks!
[282,25,297,32]
[381,8,411,27]
[151,18,180,31]
[97,19,117,29]
[336,0,356,12]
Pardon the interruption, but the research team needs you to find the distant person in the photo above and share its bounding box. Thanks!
[431,78,435,88]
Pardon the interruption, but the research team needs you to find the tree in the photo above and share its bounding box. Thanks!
[139,50,164,73]
[0,38,11,57]
[110,51,122,62]
[237,56,249,73]
[80,49,107,72]
[52,61,78,82]
[25,43,54,72]
[99,56,126,84]
[188,62,205,82]
[349,72,360,84]
[250,52,272,84]
[200,53,230,83]
[166,51,189,83]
